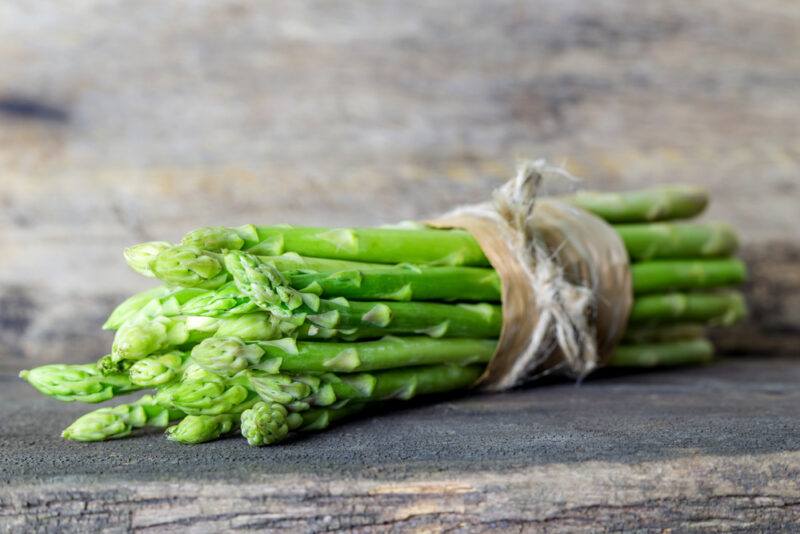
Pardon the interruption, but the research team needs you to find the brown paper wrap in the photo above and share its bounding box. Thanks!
[429,161,632,391]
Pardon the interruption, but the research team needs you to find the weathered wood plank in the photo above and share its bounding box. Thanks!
[1,357,799,531]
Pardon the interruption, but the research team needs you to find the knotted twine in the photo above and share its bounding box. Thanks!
[429,160,633,391]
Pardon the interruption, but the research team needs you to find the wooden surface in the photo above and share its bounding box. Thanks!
[0,0,799,366]
[2,357,800,532]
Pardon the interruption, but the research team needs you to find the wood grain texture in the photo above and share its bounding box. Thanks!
[2,358,800,532]
[0,1,798,361]
[3,455,800,532]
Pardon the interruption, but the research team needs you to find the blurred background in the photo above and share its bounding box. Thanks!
[0,1,798,369]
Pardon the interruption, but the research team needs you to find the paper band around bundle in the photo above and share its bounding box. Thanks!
[429,161,633,391]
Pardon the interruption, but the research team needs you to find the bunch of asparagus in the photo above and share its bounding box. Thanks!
[21,186,747,445]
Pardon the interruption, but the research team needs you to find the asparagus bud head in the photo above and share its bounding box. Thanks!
[182,226,246,251]
[152,245,227,288]
[112,317,187,363]
[156,372,251,415]
[62,404,145,441]
[124,241,172,278]
[191,337,264,377]
[166,414,236,444]
[224,250,304,319]
[240,402,290,446]
[21,362,137,403]
[129,351,184,386]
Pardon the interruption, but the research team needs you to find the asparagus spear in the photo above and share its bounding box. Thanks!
[192,335,497,374]
[168,215,732,278]
[615,222,738,261]
[631,259,746,294]
[608,339,714,367]
[20,363,139,403]
[563,186,709,223]
[185,225,491,266]
[162,281,503,337]
[621,324,706,343]
[249,364,483,409]
[62,395,183,441]
[628,290,746,326]
[245,250,746,301]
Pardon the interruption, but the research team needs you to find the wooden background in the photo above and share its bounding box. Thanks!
[1,0,798,367]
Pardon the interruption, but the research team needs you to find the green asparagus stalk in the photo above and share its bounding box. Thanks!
[20,362,139,403]
[615,222,738,261]
[285,265,501,302]
[248,364,483,410]
[192,335,497,374]
[167,215,731,275]
[631,259,746,294]
[159,281,503,337]
[608,339,714,367]
[628,291,746,326]
[621,324,706,343]
[234,249,745,302]
[62,395,183,441]
[184,225,490,266]
[562,186,709,223]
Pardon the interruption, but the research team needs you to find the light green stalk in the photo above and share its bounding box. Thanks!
[621,324,706,343]
[166,281,503,339]
[285,264,502,302]
[20,362,140,403]
[189,225,491,266]
[563,186,709,223]
[631,259,746,294]
[247,364,483,412]
[250,335,496,373]
[615,222,738,261]
[629,290,746,326]
[62,395,183,441]
[608,339,714,367]
[192,335,496,374]
[129,244,384,289]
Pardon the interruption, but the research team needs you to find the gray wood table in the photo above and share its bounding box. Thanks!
[2,357,799,532]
